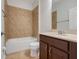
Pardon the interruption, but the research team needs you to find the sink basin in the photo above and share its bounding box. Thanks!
[62,34,77,37]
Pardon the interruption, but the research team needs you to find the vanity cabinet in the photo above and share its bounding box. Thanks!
[40,34,77,59]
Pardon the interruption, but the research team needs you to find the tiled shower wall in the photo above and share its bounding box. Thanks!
[5,6,33,39]
[32,6,38,37]
[5,5,38,40]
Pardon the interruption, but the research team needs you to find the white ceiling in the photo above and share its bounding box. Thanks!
[7,0,38,10]
[7,0,60,10]
[52,0,61,4]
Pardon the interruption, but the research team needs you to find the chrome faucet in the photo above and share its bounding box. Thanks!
[58,30,63,34]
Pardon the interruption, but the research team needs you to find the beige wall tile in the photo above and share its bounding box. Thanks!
[5,6,33,39]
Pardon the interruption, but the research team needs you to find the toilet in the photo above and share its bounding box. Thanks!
[30,42,39,57]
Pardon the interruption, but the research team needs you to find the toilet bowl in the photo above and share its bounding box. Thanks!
[30,42,39,57]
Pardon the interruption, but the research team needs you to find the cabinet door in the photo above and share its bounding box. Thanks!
[40,41,48,59]
[69,42,77,59]
[51,47,68,59]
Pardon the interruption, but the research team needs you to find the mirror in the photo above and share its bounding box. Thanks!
[69,7,77,30]
[52,0,77,34]
[52,11,57,29]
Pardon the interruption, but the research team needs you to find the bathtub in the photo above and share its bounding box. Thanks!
[6,37,37,54]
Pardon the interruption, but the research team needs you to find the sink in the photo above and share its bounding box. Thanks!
[40,32,77,42]
[62,34,77,37]
[41,32,77,38]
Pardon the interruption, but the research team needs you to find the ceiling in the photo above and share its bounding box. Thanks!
[52,0,61,4]
[7,0,38,10]
[7,0,60,10]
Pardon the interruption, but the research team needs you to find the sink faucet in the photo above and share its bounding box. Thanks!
[58,30,63,34]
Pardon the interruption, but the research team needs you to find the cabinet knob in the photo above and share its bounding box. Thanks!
[49,47,51,56]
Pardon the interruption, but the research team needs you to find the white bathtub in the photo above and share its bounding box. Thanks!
[6,37,37,54]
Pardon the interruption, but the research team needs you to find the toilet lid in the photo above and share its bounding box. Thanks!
[30,42,39,47]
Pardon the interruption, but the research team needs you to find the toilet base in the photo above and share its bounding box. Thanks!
[30,42,39,57]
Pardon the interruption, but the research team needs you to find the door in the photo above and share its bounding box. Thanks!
[40,41,48,59]
[51,47,68,59]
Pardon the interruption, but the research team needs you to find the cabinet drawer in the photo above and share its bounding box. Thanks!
[52,38,69,52]
[40,35,54,43]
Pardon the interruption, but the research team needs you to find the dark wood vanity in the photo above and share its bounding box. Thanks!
[40,34,77,59]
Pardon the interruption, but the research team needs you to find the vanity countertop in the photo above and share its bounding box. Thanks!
[40,32,77,42]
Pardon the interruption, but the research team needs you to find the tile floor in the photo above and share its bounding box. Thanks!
[6,49,39,59]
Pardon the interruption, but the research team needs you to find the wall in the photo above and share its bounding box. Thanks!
[69,7,77,30]
[32,6,38,37]
[32,0,39,9]
[4,0,9,41]
[5,6,33,39]
[52,0,77,33]
[1,0,6,59]
[1,0,5,33]
[39,0,52,33]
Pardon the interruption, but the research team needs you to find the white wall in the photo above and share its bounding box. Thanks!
[69,7,77,30]
[1,0,5,32]
[39,0,52,33]
[52,0,77,32]
[1,0,6,59]
[7,0,38,10]
[32,0,38,9]
[1,0,4,11]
